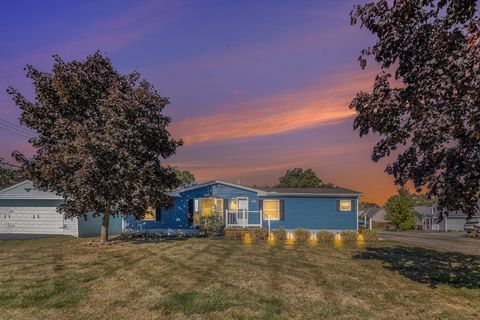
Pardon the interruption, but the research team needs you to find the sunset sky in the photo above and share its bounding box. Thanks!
[0,0,400,204]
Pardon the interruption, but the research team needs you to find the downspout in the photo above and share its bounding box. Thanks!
[357,198,359,231]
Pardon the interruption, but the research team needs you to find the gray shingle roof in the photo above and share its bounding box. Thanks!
[256,187,362,196]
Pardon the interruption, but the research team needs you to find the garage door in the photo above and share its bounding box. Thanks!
[0,207,64,234]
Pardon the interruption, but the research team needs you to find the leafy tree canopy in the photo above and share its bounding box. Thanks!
[360,201,380,209]
[350,0,480,216]
[385,188,417,230]
[0,158,24,190]
[174,168,195,187]
[7,52,182,241]
[276,168,334,188]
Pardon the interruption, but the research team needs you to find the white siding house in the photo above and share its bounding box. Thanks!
[0,180,121,237]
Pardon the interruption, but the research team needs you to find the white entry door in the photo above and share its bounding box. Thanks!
[237,198,248,226]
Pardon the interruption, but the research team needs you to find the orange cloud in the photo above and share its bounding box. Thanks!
[171,70,375,143]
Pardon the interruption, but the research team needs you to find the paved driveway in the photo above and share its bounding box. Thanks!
[0,234,61,241]
[380,231,480,256]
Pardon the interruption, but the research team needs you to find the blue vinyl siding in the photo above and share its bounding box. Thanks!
[123,184,261,230]
[122,182,358,232]
[77,213,122,237]
[123,185,214,230]
[261,196,357,231]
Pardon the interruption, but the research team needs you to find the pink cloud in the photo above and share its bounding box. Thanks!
[171,70,375,143]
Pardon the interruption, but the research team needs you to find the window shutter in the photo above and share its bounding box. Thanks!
[351,200,355,211]
[279,200,285,221]
[187,199,194,226]
[223,199,229,212]
[336,200,340,211]
[188,199,194,214]
[156,208,161,221]
[258,200,263,219]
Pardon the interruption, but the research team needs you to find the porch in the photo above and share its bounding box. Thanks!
[224,209,263,228]
[192,197,265,229]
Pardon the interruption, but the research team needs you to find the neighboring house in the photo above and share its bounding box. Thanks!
[414,205,480,231]
[358,207,388,229]
[0,180,121,237]
[124,180,361,234]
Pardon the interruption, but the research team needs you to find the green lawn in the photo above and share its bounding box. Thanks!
[0,237,479,319]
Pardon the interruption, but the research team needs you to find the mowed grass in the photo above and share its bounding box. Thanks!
[0,237,479,320]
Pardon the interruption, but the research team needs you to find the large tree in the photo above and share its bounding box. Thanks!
[0,158,24,190]
[7,52,182,241]
[174,168,195,187]
[350,0,480,216]
[385,188,417,230]
[276,168,334,188]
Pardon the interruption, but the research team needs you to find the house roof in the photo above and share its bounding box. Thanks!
[173,180,362,197]
[174,180,269,196]
[256,187,362,196]
[0,180,63,200]
[414,205,480,218]
[360,207,385,219]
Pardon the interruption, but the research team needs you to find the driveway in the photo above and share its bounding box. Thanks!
[380,231,480,256]
[0,234,61,241]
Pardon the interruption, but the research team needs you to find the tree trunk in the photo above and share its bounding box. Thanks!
[101,210,110,242]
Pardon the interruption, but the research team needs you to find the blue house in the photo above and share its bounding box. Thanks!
[124,180,361,234]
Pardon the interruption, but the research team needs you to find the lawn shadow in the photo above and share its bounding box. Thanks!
[354,246,480,289]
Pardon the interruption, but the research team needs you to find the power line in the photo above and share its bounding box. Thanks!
[0,125,34,139]
[0,161,21,169]
[0,118,35,136]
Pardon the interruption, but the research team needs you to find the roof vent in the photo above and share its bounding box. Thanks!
[24,188,32,192]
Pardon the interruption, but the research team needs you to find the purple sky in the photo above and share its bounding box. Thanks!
[0,0,398,204]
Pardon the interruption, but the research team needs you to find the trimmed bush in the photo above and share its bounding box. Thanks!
[340,230,357,242]
[316,230,334,242]
[294,228,311,242]
[200,215,223,238]
[360,229,379,241]
[252,228,269,241]
[272,227,287,240]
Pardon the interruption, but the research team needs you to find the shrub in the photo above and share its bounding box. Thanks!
[272,227,287,240]
[385,189,417,230]
[360,229,379,241]
[252,228,269,240]
[340,230,357,242]
[316,230,334,241]
[294,228,311,242]
[118,230,136,241]
[199,215,223,238]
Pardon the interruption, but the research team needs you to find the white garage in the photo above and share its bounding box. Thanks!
[0,180,121,237]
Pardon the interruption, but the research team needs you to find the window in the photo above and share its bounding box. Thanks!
[142,207,156,220]
[193,198,223,225]
[229,198,237,211]
[263,200,280,220]
[338,200,352,211]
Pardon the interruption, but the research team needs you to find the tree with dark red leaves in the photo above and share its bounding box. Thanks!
[7,52,182,241]
[350,0,480,217]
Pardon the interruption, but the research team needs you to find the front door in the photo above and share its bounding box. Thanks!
[237,198,248,226]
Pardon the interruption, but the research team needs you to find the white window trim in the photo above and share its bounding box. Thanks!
[263,199,280,221]
[339,200,352,211]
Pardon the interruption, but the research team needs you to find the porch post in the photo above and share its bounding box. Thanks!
[261,209,264,229]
